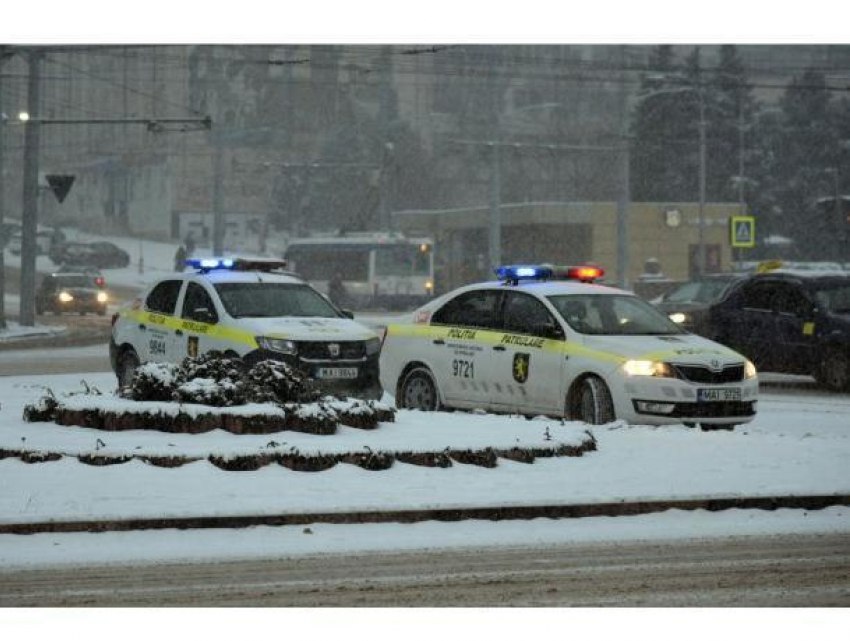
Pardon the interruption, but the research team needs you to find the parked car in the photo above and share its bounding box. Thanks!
[36,272,109,316]
[709,270,850,390]
[6,229,64,256]
[50,241,130,269]
[653,273,746,338]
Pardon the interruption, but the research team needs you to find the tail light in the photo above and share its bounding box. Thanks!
[95,276,106,287]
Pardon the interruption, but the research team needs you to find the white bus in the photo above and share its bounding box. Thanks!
[284,233,435,310]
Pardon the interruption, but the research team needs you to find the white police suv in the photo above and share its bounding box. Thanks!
[380,265,758,427]
[110,258,383,398]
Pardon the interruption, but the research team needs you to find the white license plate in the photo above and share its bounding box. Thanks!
[697,388,741,402]
[316,367,358,380]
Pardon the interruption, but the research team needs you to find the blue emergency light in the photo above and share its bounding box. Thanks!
[495,265,554,282]
[185,258,235,271]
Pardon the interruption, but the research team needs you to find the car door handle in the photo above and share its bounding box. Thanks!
[175,329,184,337]
[433,339,445,345]
[493,345,506,351]
[139,324,147,331]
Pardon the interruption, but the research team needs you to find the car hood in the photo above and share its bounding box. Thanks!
[582,333,744,365]
[234,316,378,342]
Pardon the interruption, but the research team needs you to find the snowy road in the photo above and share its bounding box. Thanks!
[1,531,847,606]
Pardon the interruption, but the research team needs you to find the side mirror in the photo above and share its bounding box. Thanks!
[341,309,355,320]
[533,321,563,340]
[193,307,216,324]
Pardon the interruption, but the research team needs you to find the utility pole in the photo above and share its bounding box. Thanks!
[211,132,224,255]
[488,141,502,271]
[0,63,7,330]
[616,45,631,289]
[20,49,42,327]
[696,88,707,277]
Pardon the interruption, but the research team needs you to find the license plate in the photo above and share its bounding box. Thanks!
[316,367,358,380]
[697,388,741,402]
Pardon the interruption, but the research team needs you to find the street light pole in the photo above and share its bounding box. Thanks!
[488,140,502,270]
[20,49,42,327]
[697,89,707,277]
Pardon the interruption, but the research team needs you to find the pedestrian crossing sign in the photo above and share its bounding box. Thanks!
[730,216,756,248]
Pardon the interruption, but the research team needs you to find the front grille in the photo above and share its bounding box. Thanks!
[634,400,756,418]
[297,341,365,361]
[672,364,744,384]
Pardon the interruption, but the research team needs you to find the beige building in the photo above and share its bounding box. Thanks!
[393,200,740,291]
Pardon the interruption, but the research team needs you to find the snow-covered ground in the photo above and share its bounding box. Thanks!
[1,507,847,570]
[0,373,848,526]
[0,320,67,343]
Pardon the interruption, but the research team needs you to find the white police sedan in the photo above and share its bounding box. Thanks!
[380,265,758,428]
[110,258,382,398]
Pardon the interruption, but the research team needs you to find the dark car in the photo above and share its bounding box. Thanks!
[36,272,109,316]
[50,241,130,269]
[709,271,850,390]
[654,273,746,338]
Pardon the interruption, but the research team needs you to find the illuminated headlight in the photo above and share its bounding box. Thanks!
[669,312,689,324]
[623,360,673,377]
[257,336,297,355]
[58,291,73,303]
[96,291,108,303]
[745,360,757,379]
[365,337,381,355]
[424,279,434,292]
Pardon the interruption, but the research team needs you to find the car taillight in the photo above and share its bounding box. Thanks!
[95,276,105,287]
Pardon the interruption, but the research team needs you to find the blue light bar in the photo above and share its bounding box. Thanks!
[185,258,235,271]
[495,265,554,282]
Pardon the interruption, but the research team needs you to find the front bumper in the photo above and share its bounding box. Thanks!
[243,349,382,400]
[613,375,759,425]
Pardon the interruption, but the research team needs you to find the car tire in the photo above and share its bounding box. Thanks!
[398,366,441,411]
[117,348,141,389]
[577,376,615,425]
[816,352,850,391]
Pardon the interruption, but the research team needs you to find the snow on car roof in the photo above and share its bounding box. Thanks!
[194,270,305,285]
[472,279,630,297]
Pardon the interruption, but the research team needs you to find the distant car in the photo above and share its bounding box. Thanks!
[709,271,850,390]
[6,229,63,256]
[36,272,109,316]
[50,241,130,269]
[654,274,746,338]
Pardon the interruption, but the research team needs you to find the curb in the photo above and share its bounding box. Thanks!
[3,494,848,535]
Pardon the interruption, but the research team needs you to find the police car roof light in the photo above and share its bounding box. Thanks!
[564,265,605,282]
[495,265,554,283]
[185,258,235,272]
[185,257,290,273]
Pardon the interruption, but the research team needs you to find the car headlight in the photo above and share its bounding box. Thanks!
[669,312,689,324]
[623,360,673,377]
[745,359,757,379]
[97,291,108,303]
[257,336,297,355]
[58,291,73,303]
[365,337,381,355]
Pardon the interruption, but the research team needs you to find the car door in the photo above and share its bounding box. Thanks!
[716,281,778,370]
[490,291,566,414]
[429,289,501,409]
[140,279,185,363]
[178,281,223,359]
[771,282,818,374]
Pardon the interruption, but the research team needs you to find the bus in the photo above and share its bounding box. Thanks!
[284,233,435,310]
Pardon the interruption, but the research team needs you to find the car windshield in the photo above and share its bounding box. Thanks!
[548,294,686,335]
[814,284,850,314]
[214,282,340,319]
[663,279,735,304]
[54,275,92,288]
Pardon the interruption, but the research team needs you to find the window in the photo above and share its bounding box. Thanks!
[814,284,850,314]
[773,284,813,317]
[739,282,777,311]
[431,290,502,330]
[548,294,684,336]
[213,283,339,319]
[182,282,218,323]
[145,280,183,315]
[502,292,563,339]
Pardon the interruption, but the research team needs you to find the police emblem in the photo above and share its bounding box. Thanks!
[328,343,340,358]
[512,353,530,383]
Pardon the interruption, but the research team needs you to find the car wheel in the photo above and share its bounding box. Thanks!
[577,376,615,425]
[816,352,850,391]
[399,366,441,411]
[117,348,141,389]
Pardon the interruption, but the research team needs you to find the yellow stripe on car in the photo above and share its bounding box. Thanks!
[123,309,259,348]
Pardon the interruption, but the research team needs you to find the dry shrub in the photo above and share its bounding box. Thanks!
[221,413,287,435]
[208,453,276,472]
[78,454,132,466]
[141,456,192,468]
[277,452,338,472]
[55,408,103,430]
[494,447,536,464]
[22,393,59,423]
[339,450,394,471]
[20,451,63,464]
[449,448,498,468]
[396,450,453,468]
